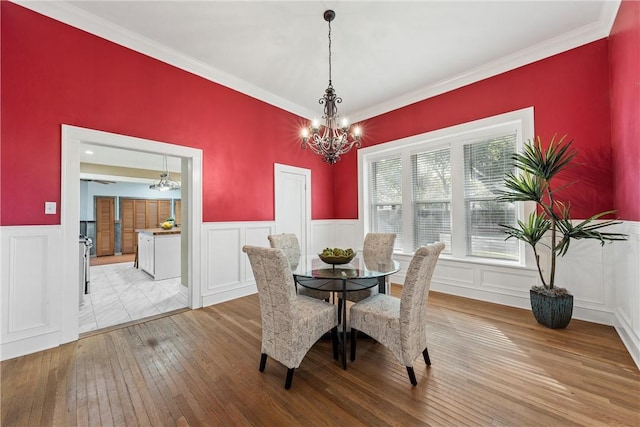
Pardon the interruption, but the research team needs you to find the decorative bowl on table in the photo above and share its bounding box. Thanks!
[318,248,355,265]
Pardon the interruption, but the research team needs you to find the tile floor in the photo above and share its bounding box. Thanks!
[79,261,188,334]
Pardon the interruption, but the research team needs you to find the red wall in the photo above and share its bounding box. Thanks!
[609,0,640,222]
[334,40,614,220]
[0,2,336,226]
[2,2,633,226]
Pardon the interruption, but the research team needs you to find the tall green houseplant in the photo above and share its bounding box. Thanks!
[497,135,627,327]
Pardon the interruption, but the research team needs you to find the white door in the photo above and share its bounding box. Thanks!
[274,164,311,257]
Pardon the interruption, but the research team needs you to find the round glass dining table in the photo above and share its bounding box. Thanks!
[292,254,400,369]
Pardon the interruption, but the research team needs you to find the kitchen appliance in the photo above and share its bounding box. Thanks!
[79,235,93,305]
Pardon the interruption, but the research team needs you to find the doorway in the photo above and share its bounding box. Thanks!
[274,164,311,256]
[61,125,203,344]
[82,190,184,333]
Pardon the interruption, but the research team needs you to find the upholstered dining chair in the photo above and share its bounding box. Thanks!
[242,245,338,389]
[267,233,330,300]
[349,242,445,386]
[342,233,396,305]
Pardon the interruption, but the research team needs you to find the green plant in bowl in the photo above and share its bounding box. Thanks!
[319,247,355,265]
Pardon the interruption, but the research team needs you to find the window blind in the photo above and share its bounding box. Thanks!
[463,134,518,260]
[411,147,452,253]
[370,157,402,247]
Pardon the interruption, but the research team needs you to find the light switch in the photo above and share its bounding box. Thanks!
[45,202,56,214]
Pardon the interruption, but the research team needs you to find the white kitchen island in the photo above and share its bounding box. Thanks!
[137,228,181,280]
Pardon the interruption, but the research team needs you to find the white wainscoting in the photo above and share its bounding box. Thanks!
[3,220,638,368]
[199,220,361,307]
[1,226,63,360]
[307,219,638,369]
[200,222,275,307]
[310,220,360,254]
[612,221,640,368]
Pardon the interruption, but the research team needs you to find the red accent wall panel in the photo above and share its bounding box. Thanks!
[334,40,614,220]
[2,3,628,225]
[609,0,640,222]
[0,2,335,225]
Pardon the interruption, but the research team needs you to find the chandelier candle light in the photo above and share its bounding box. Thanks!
[300,10,362,164]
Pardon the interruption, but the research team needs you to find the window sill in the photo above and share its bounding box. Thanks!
[392,251,536,271]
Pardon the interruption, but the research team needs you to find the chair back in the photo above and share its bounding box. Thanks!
[362,233,396,291]
[362,233,396,261]
[242,245,298,345]
[267,233,301,269]
[399,243,445,355]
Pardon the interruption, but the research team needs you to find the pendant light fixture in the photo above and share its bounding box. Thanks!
[149,156,181,191]
[300,10,362,164]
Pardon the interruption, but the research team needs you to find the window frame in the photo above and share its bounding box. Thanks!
[358,107,535,267]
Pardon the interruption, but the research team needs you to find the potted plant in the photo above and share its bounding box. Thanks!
[497,135,627,328]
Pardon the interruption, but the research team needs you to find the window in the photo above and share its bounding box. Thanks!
[412,147,451,253]
[370,157,403,248]
[463,133,518,260]
[359,108,532,263]
[463,135,518,260]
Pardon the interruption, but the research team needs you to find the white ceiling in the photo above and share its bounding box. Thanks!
[18,0,619,125]
[17,0,620,176]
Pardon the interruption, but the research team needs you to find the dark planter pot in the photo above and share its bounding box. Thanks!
[530,290,573,329]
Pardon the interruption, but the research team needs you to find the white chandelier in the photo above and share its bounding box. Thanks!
[150,156,181,191]
[300,10,362,165]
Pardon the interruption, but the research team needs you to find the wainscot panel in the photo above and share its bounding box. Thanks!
[201,223,273,307]
[310,220,359,254]
[310,222,334,254]
[1,226,63,360]
[388,242,622,327]
[391,254,539,310]
[613,221,639,369]
[480,268,539,295]
[555,238,608,306]
[201,221,351,307]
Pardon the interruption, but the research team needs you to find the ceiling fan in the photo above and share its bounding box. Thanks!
[80,178,116,185]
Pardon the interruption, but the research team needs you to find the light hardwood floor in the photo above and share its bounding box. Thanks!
[90,254,135,266]
[2,289,638,426]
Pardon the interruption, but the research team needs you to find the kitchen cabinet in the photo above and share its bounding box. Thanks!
[122,199,173,254]
[137,228,181,280]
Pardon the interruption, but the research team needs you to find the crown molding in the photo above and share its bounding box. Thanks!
[351,0,621,122]
[12,0,312,118]
[13,0,620,123]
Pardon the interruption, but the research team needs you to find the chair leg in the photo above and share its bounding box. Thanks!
[284,368,295,390]
[422,347,431,366]
[406,366,418,386]
[331,326,339,360]
[350,328,358,361]
[259,353,267,372]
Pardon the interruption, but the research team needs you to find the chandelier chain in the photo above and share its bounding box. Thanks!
[327,19,332,86]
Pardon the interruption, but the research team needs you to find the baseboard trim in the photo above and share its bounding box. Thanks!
[202,284,257,308]
[614,310,640,370]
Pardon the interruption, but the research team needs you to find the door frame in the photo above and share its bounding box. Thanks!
[61,125,203,344]
[274,163,311,256]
